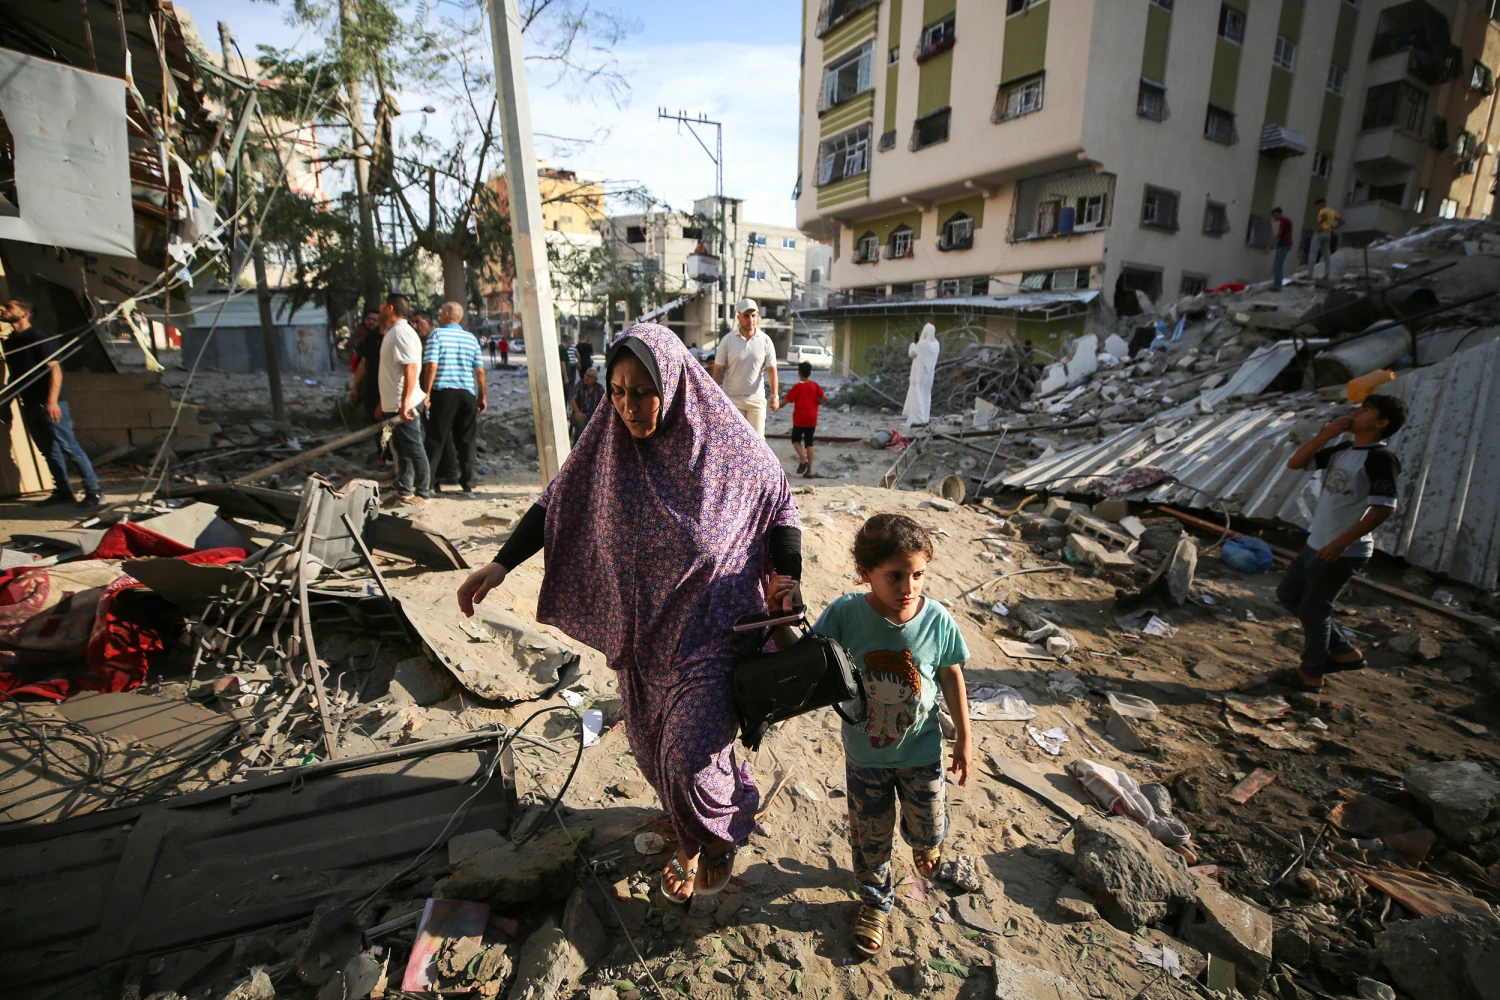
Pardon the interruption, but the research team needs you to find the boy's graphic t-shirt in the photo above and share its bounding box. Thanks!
[813,593,970,769]
[1309,442,1400,559]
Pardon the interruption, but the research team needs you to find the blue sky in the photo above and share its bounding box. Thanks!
[186,0,805,225]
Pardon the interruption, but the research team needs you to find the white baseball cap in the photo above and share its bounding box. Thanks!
[736,297,758,314]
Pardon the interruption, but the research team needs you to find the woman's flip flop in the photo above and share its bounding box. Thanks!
[695,846,738,896]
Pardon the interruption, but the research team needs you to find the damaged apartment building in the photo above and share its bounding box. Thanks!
[796,0,1500,372]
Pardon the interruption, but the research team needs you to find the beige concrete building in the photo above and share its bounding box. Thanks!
[602,199,829,356]
[797,0,1500,373]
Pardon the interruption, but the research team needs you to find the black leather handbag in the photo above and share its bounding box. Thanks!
[732,610,866,751]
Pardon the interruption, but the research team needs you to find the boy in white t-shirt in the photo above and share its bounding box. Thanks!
[1274,394,1407,691]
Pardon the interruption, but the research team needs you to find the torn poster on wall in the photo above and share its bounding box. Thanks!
[0,49,135,257]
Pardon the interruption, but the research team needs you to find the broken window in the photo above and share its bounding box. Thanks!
[1473,60,1495,94]
[1204,105,1236,144]
[1457,129,1479,158]
[1120,265,1163,303]
[1006,0,1044,15]
[1141,186,1180,230]
[886,225,914,259]
[916,15,956,62]
[1245,215,1273,249]
[1020,271,1049,290]
[1312,150,1332,178]
[817,123,871,185]
[1273,35,1296,71]
[1009,167,1116,241]
[889,45,900,64]
[995,72,1045,122]
[823,41,874,109]
[1137,78,1168,121]
[910,107,951,150]
[1327,63,1347,95]
[1361,81,1428,132]
[1203,200,1230,235]
[1050,267,1085,291]
[1368,180,1408,205]
[626,225,646,243]
[816,0,878,38]
[682,226,703,240]
[878,129,897,151]
[854,231,879,262]
[1181,274,1207,296]
[1218,4,1246,44]
[939,212,974,250]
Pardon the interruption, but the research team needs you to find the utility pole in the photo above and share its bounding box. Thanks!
[487,0,570,483]
[657,110,727,341]
[339,0,381,309]
[219,22,286,427]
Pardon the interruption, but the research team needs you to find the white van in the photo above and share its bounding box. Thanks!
[786,344,834,370]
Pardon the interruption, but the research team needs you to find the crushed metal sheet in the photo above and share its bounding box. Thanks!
[57,690,235,759]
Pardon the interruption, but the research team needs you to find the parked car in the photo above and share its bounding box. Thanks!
[786,343,834,370]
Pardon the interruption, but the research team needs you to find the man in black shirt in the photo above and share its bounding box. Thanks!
[1,298,101,506]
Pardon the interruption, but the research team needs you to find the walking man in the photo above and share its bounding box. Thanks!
[568,366,603,444]
[422,302,486,498]
[1273,395,1406,692]
[712,297,780,435]
[375,293,430,507]
[1310,198,1343,282]
[1266,207,1293,291]
[0,298,100,506]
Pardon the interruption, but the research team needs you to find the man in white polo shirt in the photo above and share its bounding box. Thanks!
[712,297,780,434]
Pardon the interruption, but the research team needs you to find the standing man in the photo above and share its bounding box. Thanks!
[375,293,430,507]
[498,334,509,369]
[1266,208,1294,291]
[1310,198,1343,282]
[422,302,486,498]
[568,366,603,444]
[575,337,594,380]
[558,334,578,397]
[0,298,100,506]
[712,297,779,435]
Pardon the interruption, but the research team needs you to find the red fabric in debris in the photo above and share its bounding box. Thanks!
[1206,283,1247,294]
[0,525,245,701]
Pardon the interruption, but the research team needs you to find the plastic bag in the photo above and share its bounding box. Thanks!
[1219,535,1274,574]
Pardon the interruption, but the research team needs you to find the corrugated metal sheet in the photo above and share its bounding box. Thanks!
[997,338,1500,589]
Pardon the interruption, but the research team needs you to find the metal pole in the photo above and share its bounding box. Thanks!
[488,0,570,483]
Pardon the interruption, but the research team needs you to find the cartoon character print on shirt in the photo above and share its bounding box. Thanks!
[861,650,921,748]
[1324,464,1353,495]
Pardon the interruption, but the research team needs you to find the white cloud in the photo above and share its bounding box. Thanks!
[526,41,802,228]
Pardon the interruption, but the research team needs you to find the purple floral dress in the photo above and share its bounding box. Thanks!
[535,325,800,857]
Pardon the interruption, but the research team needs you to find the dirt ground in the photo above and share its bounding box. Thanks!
[1,385,1493,998]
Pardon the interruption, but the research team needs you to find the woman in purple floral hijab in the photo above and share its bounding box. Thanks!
[457,325,802,902]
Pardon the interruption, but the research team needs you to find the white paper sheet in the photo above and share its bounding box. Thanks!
[0,50,135,256]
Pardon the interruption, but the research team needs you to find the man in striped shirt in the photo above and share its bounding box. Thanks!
[421,302,487,497]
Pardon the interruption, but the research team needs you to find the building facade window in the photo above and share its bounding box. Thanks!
[886,225,914,259]
[1021,268,1088,291]
[782,237,797,249]
[1413,188,1428,213]
[1076,193,1107,229]
[626,225,646,243]
[1142,186,1180,230]
[749,269,767,280]
[1361,81,1428,133]
[1204,105,1237,144]
[1181,273,1208,296]
[755,234,767,245]
[1327,63,1346,95]
[1137,78,1168,121]
[816,123,871,185]
[938,276,988,297]
[1203,200,1230,235]
[1120,265,1163,303]
[682,226,703,240]
[822,41,874,110]
[888,45,900,64]
[877,129,897,151]
[1312,150,1332,178]
[1218,4,1246,45]
[1009,168,1116,241]
[1006,0,1044,15]
[995,72,1046,121]
[938,212,974,251]
[915,15,956,62]
[1273,35,1296,71]
[910,107,952,150]
[853,231,879,263]
[1245,215,1273,249]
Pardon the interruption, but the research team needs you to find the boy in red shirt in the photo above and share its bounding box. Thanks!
[784,360,827,478]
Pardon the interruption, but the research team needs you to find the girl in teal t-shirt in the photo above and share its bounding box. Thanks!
[795,513,972,956]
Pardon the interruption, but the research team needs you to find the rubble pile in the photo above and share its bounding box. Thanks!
[840,331,1039,416]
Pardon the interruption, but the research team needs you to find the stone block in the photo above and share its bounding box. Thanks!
[1405,761,1500,844]
[1043,498,1088,520]
[507,917,583,1000]
[1091,498,1129,523]
[1071,814,1197,932]
[1376,913,1500,1000]
[440,825,591,905]
[1180,883,1273,993]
